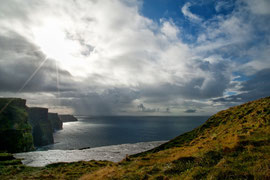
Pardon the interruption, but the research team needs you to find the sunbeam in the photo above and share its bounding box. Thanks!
[17,57,48,93]
[0,57,48,114]
[55,60,61,105]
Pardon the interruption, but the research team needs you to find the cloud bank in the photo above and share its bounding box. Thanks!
[0,0,269,115]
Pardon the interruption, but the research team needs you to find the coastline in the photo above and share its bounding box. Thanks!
[14,140,167,167]
[1,98,269,179]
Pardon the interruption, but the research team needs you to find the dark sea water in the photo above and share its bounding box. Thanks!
[16,116,210,166]
[43,116,209,150]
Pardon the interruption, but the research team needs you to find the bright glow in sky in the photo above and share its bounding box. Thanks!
[32,20,90,77]
[0,0,269,115]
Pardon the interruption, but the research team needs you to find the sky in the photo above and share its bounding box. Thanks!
[0,0,269,116]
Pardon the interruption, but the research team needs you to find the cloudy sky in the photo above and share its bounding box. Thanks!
[0,0,269,116]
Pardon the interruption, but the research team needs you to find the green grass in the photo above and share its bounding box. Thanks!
[1,97,270,179]
[0,153,112,180]
[81,97,270,179]
[0,98,34,152]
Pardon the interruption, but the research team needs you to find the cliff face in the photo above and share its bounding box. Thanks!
[59,115,78,122]
[48,113,62,130]
[1,97,270,179]
[0,98,34,153]
[28,108,54,147]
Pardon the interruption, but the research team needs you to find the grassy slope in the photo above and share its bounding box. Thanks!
[81,97,270,180]
[0,153,112,180]
[0,97,269,179]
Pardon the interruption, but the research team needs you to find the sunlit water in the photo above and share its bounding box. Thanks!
[15,116,209,167]
[14,141,166,167]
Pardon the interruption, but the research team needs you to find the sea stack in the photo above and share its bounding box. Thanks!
[0,98,34,153]
[28,107,54,147]
[48,113,63,130]
[59,114,78,122]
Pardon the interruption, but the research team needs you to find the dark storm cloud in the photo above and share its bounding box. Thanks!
[214,68,270,103]
[58,88,139,115]
[141,60,231,102]
[0,31,76,93]
[0,0,269,116]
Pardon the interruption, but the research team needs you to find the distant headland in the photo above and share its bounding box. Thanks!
[0,97,269,179]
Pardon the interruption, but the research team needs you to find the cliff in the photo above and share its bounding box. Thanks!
[0,98,34,153]
[48,113,62,130]
[28,107,54,147]
[59,114,78,122]
[1,97,270,179]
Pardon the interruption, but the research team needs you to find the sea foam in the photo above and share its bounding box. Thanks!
[14,141,166,167]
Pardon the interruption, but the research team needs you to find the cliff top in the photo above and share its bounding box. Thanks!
[48,113,59,115]
[0,98,26,108]
[1,97,270,179]
[28,107,48,111]
[0,98,28,131]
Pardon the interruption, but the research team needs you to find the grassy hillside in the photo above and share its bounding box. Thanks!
[81,97,270,179]
[0,153,112,180]
[0,97,269,179]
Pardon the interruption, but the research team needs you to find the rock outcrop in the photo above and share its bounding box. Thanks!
[0,98,34,153]
[28,107,54,147]
[59,115,78,122]
[48,113,63,130]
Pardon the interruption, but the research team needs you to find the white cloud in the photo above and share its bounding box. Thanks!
[215,0,234,12]
[0,0,269,115]
[160,19,180,40]
[245,0,270,15]
[181,2,202,22]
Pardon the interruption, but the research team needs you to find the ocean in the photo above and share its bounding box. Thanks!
[15,116,209,166]
[44,116,209,150]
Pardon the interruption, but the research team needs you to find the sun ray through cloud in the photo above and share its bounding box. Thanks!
[0,0,269,115]
[17,57,48,93]
[0,57,48,114]
[55,59,61,106]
